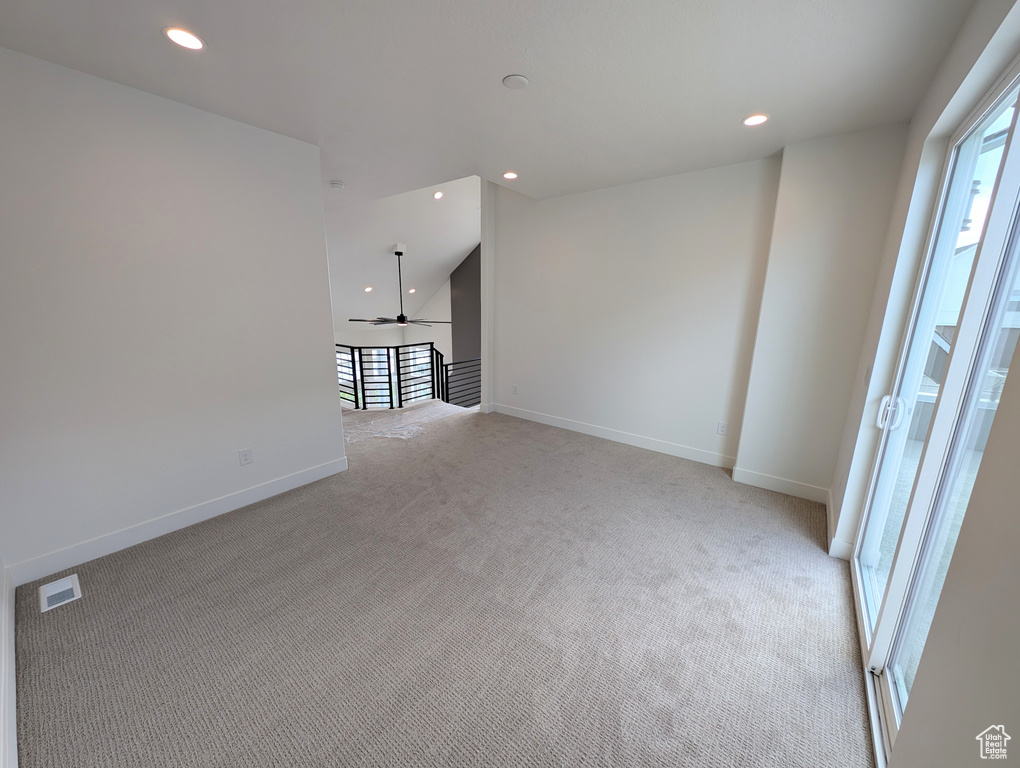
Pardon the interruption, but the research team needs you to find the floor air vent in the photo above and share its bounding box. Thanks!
[39,574,82,613]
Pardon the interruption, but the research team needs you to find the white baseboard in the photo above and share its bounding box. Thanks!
[828,538,855,561]
[731,467,830,504]
[825,487,841,558]
[8,457,348,588]
[827,487,835,542]
[494,404,735,469]
[1,566,16,768]
[479,403,495,414]
[826,487,855,559]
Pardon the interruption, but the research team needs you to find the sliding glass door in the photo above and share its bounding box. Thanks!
[854,71,1020,749]
[857,99,1013,632]
[886,251,1020,702]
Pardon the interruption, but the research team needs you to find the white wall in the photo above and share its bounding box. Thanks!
[887,330,1020,767]
[492,158,781,466]
[0,46,346,582]
[335,325,406,348]
[829,0,1020,554]
[733,126,908,509]
[402,280,453,361]
[480,180,497,413]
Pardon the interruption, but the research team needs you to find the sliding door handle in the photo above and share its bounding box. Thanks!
[877,395,907,430]
[877,395,892,428]
[889,396,906,430]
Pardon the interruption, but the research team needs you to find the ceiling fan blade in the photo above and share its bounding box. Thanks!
[348,318,376,323]
[409,320,432,327]
[413,319,452,323]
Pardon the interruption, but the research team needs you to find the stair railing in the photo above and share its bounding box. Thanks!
[337,343,480,410]
[337,342,443,410]
[442,358,481,407]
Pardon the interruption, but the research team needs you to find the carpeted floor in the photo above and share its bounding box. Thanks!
[15,406,873,767]
[341,399,471,444]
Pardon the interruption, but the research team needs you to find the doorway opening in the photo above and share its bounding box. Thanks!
[324,175,483,411]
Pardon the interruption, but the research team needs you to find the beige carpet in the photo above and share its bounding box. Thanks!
[15,410,873,767]
[341,399,470,443]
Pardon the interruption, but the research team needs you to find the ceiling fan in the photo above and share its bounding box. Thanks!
[349,245,453,328]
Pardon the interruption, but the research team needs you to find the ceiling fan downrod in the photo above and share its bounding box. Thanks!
[348,245,453,329]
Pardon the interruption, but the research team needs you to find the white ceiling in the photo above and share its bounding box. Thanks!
[328,175,480,325]
[0,0,975,203]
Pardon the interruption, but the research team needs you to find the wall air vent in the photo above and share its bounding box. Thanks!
[39,574,83,613]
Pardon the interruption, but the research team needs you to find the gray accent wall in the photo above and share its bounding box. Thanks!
[451,244,481,362]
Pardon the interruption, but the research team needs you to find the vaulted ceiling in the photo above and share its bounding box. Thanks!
[0,0,975,205]
[327,175,480,325]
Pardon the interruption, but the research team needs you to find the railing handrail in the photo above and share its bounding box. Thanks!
[336,342,435,352]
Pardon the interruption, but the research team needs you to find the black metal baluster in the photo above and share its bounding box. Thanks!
[357,347,368,410]
[348,347,360,410]
[429,342,436,399]
[394,345,404,408]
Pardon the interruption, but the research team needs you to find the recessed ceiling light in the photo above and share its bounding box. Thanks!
[330,180,345,189]
[409,288,416,294]
[502,74,529,90]
[364,286,372,292]
[503,171,518,180]
[743,114,769,127]
[434,191,443,199]
[164,27,205,50]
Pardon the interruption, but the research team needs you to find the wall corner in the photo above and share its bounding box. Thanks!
[480,179,497,410]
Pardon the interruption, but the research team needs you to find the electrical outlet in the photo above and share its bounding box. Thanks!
[513,384,518,395]
[238,448,253,466]
[716,421,728,436]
